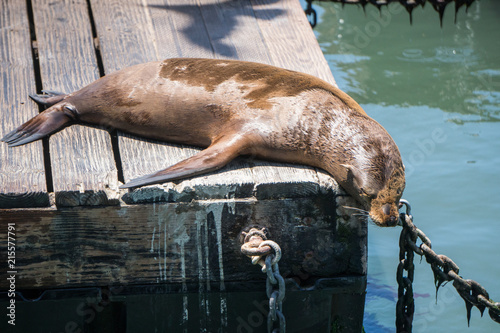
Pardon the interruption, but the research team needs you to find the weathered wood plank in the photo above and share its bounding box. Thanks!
[89,0,160,73]
[251,0,337,85]
[198,0,271,61]
[0,0,49,208]
[32,0,120,207]
[117,281,365,333]
[149,0,214,58]
[0,188,366,289]
[0,279,365,332]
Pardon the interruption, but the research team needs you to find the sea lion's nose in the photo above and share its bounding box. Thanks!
[382,204,398,226]
[387,215,398,227]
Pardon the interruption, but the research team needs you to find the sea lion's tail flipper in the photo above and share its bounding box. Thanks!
[120,134,251,189]
[29,90,66,107]
[1,107,72,147]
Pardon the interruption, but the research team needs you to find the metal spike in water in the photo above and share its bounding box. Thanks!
[465,0,475,11]
[465,300,473,327]
[403,5,415,25]
[455,0,467,22]
[360,0,367,14]
[429,1,449,27]
[368,0,383,12]
[329,0,477,24]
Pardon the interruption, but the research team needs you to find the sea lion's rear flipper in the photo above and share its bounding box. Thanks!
[120,134,250,189]
[29,90,66,107]
[1,107,73,147]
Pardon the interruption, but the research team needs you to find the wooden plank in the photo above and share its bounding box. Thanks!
[0,190,366,289]
[0,280,365,332]
[0,0,49,208]
[89,0,160,73]
[118,282,365,332]
[149,0,214,58]
[251,0,337,85]
[197,0,272,61]
[32,0,120,207]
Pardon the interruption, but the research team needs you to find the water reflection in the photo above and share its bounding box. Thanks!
[315,1,500,122]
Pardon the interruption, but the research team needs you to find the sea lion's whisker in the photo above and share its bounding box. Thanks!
[343,206,369,214]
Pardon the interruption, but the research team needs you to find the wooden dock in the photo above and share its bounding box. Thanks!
[0,0,366,332]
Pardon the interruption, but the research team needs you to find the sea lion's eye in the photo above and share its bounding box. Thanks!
[359,188,371,197]
[359,187,376,199]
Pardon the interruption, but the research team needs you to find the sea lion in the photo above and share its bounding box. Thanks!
[1,58,405,226]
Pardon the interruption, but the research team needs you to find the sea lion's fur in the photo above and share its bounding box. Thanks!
[1,58,405,226]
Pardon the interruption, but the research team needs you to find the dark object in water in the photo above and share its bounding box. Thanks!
[308,0,476,26]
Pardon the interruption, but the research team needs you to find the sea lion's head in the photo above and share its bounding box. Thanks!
[367,165,405,226]
[342,161,405,227]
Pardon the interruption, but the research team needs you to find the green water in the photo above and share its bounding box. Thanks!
[309,1,500,332]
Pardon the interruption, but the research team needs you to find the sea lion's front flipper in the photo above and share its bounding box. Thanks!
[29,90,67,107]
[120,134,251,189]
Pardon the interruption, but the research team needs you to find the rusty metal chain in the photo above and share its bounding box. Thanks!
[396,199,500,332]
[396,199,415,332]
[305,0,318,28]
[314,0,476,11]
[305,0,477,27]
[241,228,286,333]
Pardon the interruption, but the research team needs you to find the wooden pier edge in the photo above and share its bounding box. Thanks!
[0,183,367,289]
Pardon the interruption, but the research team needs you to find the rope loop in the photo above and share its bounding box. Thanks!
[241,227,286,333]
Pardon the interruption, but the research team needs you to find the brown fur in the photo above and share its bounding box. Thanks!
[160,58,366,113]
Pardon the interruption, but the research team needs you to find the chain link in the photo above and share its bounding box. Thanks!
[305,0,317,28]
[314,0,475,10]
[396,200,415,332]
[396,199,500,332]
[241,228,286,333]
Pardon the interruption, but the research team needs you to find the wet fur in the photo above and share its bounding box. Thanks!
[1,58,405,226]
